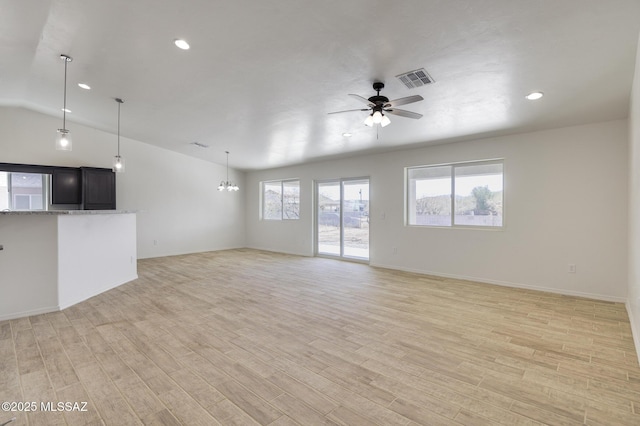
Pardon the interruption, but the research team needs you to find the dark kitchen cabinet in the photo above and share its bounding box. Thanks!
[51,168,81,205]
[81,167,116,210]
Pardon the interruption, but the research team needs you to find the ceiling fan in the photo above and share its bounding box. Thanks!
[329,82,423,127]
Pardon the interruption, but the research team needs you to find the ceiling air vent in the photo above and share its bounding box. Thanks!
[396,68,434,89]
[190,142,210,148]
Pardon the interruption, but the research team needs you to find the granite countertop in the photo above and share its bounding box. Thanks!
[0,210,137,215]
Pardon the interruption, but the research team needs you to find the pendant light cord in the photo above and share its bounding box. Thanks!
[115,98,124,156]
[226,151,229,182]
[117,101,121,156]
[62,58,68,129]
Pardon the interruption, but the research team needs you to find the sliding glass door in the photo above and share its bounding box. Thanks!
[316,178,369,260]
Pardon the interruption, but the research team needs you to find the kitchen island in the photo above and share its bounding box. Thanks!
[0,210,137,320]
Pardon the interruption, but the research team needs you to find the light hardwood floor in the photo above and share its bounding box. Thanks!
[1,249,640,425]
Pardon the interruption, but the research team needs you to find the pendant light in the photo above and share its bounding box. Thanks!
[55,54,73,151]
[112,98,125,173]
[217,151,239,191]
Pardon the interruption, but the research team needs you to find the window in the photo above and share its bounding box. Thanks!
[262,179,300,220]
[0,171,47,211]
[407,160,503,227]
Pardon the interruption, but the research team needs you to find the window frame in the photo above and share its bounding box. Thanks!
[406,159,504,229]
[1,171,49,211]
[261,178,300,221]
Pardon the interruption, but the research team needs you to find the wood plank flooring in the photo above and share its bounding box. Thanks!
[1,248,639,425]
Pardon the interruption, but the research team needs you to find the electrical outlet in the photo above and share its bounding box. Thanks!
[568,264,576,273]
[153,239,158,246]
[392,247,398,255]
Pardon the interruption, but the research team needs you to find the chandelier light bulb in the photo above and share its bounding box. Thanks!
[364,115,374,127]
[372,110,383,124]
[380,115,391,127]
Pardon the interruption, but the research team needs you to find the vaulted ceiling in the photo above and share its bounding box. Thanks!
[2,1,639,170]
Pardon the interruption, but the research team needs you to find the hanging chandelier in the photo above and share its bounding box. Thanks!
[218,151,239,191]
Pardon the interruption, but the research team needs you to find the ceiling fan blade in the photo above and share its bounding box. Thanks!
[384,108,423,119]
[348,94,374,106]
[385,95,424,108]
[328,108,369,115]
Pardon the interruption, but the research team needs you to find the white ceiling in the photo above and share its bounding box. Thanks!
[2,0,640,170]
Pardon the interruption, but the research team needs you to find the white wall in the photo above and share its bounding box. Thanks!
[58,213,138,309]
[0,107,246,258]
[628,34,640,355]
[246,120,629,301]
[0,212,139,320]
[0,215,59,319]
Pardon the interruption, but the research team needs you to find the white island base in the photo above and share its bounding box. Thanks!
[0,211,137,321]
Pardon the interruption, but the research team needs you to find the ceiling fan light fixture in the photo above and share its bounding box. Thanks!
[364,115,374,127]
[331,81,423,129]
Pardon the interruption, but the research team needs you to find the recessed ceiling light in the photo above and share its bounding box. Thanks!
[525,91,544,100]
[62,108,71,113]
[174,39,190,50]
[78,83,91,90]
[342,132,352,137]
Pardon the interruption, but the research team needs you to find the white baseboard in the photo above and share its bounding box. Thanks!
[245,245,313,257]
[626,302,640,366]
[58,274,139,310]
[0,275,140,321]
[370,262,627,303]
[0,305,60,322]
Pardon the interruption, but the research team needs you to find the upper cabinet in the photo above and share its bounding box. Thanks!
[81,167,116,210]
[1,163,116,210]
[51,168,81,205]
